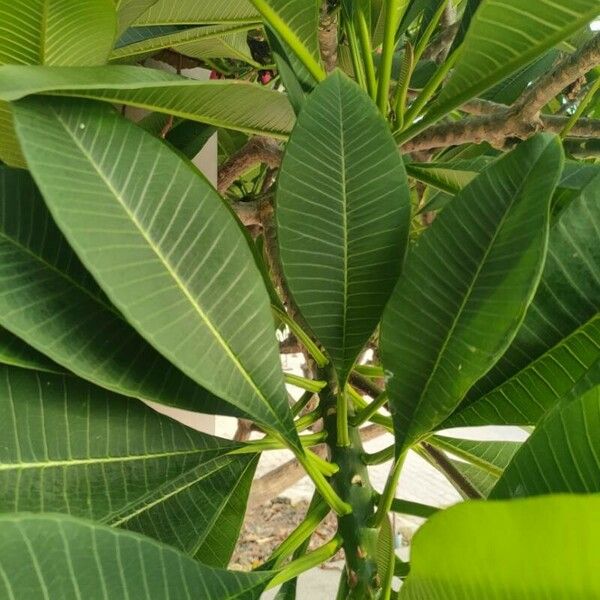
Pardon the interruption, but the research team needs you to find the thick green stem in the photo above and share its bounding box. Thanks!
[284,372,327,393]
[321,373,381,599]
[345,20,368,91]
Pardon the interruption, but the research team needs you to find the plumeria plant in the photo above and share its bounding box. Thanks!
[0,0,599,598]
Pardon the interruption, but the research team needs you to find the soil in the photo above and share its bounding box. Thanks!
[230,497,343,570]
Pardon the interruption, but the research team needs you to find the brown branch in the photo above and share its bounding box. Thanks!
[516,34,600,121]
[403,33,600,152]
[420,442,482,500]
[217,136,282,195]
[319,1,338,73]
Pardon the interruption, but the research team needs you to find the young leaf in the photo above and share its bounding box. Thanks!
[0,166,237,415]
[0,514,271,599]
[0,0,117,167]
[381,135,563,453]
[446,173,600,428]
[424,0,600,123]
[12,96,298,446]
[0,64,295,139]
[491,386,600,499]
[277,72,411,382]
[0,364,255,565]
[400,495,600,599]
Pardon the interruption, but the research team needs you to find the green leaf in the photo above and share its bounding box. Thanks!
[0,0,116,66]
[110,24,258,64]
[428,435,523,497]
[277,72,411,381]
[0,64,295,139]
[0,165,237,415]
[249,0,325,82]
[0,327,59,373]
[425,0,600,122]
[0,364,255,564]
[491,386,600,499]
[134,0,260,25]
[0,0,117,168]
[0,514,271,599]
[429,435,522,478]
[13,96,298,446]
[114,0,159,35]
[406,160,482,195]
[446,172,600,428]
[381,135,562,452]
[400,495,600,599]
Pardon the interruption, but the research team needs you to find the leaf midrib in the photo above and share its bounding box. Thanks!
[0,448,225,472]
[51,107,282,427]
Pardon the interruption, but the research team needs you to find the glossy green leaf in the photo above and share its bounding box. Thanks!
[0,165,236,415]
[277,72,411,381]
[0,0,117,168]
[406,160,481,194]
[110,24,257,64]
[0,364,255,564]
[446,173,600,428]
[381,135,562,452]
[0,514,271,599]
[425,0,600,123]
[249,0,325,82]
[0,64,295,139]
[13,96,297,446]
[0,327,59,373]
[114,0,159,34]
[400,495,600,599]
[491,386,600,498]
[134,0,260,25]
[429,435,523,497]
[430,435,522,477]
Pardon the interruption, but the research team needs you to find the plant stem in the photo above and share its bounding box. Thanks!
[292,390,314,416]
[395,48,459,140]
[356,9,377,99]
[284,372,327,393]
[350,391,388,427]
[426,435,503,477]
[393,42,414,129]
[267,536,343,589]
[295,409,321,432]
[321,372,381,598]
[376,0,406,115]
[337,389,351,447]
[268,495,330,568]
[273,306,329,367]
[249,0,326,83]
[346,19,368,91]
[561,76,600,138]
[412,0,449,65]
[373,494,440,519]
[362,444,394,465]
[372,451,407,528]
[347,385,393,431]
[417,442,483,499]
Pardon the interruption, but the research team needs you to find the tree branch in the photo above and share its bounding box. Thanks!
[403,33,600,152]
[217,136,282,195]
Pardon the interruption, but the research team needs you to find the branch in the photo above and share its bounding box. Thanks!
[217,136,282,195]
[403,33,600,152]
[516,34,600,121]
